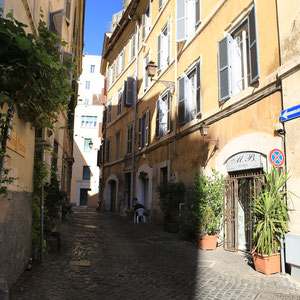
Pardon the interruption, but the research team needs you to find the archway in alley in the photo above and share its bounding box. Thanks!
[106,174,119,212]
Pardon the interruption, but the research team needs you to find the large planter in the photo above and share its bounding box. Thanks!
[197,233,217,250]
[252,252,281,275]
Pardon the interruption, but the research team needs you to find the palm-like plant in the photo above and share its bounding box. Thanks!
[252,167,290,255]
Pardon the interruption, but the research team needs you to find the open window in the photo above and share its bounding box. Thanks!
[156,92,171,138]
[50,9,64,37]
[218,5,259,102]
[138,110,150,149]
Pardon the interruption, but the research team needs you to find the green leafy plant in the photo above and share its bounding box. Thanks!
[157,179,185,223]
[187,170,224,235]
[252,167,293,256]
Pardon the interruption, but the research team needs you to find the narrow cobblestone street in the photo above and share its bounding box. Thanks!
[10,209,300,300]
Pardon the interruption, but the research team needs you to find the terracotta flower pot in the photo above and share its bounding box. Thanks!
[197,233,218,250]
[252,252,281,275]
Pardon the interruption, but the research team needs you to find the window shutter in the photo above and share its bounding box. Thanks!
[123,80,127,106]
[248,5,259,84]
[196,61,201,115]
[145,110,150,146]
[178,77,186,125]
[144,55,149,90]
[156,100,160,138]
[159,0,162,10]
[157,34,161,70]
[65,0,71,24]
[176,0,186,42]
[167,20,170,63]
[125,77,134,107]
[138,118,142,149]
[195,0,201,26]
[167,92,172,132]
[50,10,64,37]
[218,35,231,101]
[122,49,125,70]
[116,56,120,76]
[142,14,146,40]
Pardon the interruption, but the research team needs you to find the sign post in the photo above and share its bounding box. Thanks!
[269,149,285,167]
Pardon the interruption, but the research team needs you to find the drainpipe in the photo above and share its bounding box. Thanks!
[130,19,140,207]
[174,1,178,157]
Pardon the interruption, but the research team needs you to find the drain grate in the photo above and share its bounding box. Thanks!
[255,293,300,300]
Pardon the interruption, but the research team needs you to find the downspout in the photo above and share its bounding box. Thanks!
[130,18,140,207]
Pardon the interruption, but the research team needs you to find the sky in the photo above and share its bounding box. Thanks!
[83,0,124,56]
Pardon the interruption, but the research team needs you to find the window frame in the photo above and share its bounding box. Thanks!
[90,64,95,73]
[157,19,170,72]
[107,100,112,124]
[156,91,172,138]
[82,166,91,180]
[138,110,150,149]
[117,89,122,115]
[105,137,111,163]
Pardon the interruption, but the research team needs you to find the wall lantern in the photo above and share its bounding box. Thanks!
[199,123,219,148]
[145,61,175,90]
[89,140,94,149]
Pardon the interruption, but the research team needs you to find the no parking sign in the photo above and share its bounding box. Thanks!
[269,149,285,167]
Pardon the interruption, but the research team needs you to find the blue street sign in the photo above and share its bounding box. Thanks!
[281,104,300,122]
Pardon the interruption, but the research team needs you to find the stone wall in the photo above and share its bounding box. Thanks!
[0,191,32,288]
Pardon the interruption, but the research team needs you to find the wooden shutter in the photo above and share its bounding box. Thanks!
[167,20,170,63]
[65,0,71,24]
[159,0,162,10]
[176,0,186,42]
[142,14,146,40]
[156,100,160,138]
[195,0,201,26]
[123,80,127,106]
[125,77,134,107]
[138,118,142,149]
[178,77,186,125]
[248,5,259,84]
[157,34,161,70]
[196,61,201,115]
[218,35,231,101]
[145,110,150,146]
[122,49,125,71]
[167,92,171,132]
[50,10,64,37]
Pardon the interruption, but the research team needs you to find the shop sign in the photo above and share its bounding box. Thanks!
[227,152,261,172]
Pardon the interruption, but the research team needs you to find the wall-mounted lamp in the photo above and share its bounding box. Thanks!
[199,123,219,148]
[146,61,175,90]
[89,140,94,149]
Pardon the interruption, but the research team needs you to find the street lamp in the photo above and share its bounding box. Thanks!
[88,140,94,149]
[199,123,219,148]
[145,61,175,90]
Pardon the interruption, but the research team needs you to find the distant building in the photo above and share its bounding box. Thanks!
[70,55,105,208]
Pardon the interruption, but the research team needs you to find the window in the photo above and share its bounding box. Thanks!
[178,60,201,125]
[157,21,170,71]
[115,131,121,160]
[117,89,122,115]
[218,6,259,101]
[123,76,135,107]
[0,0,5,16]
[143,53,150,91]
[90,65,95,73]
[84,138,92,152]
[65,0,71,24]
[84,98,89,105]
[138,110,150,149]
[156,92,171,138]
[85,81,90,89]
[81,116,98,127]
[127,124,133,154]
[129,33,136,61]
[49,10,64,37]
[142,7,150,40]
[160,167,168,184]
[108,63,115,88]
[82,166,90,180]
[107,100,112,123]
[105,138,111,162]
[117,49,125,76]
[176,0,201,42]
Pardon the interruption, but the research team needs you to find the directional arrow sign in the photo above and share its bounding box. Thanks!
[281,104,300,122]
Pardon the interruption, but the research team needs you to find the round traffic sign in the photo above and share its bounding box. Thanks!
[269,149,285,167]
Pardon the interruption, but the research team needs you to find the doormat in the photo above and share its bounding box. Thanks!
[255,293,300,300]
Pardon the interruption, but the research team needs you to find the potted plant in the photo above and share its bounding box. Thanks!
[157,179,185,233]
[187,170,224,250]
[251,166,291,275]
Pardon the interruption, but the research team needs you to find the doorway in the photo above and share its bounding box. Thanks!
[80,188,90,206]
[108,180,116,212]
[124,172,131,210]
[224,172,263,252]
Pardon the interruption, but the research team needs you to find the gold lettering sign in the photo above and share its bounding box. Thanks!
[16,135,26,157]
[7,131,17,151]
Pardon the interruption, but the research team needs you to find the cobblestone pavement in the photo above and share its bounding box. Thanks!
[10,208,300,300]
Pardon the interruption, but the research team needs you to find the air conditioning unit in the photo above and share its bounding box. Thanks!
[35,128,54,147]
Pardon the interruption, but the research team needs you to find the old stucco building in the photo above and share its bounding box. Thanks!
[0,0,85,288]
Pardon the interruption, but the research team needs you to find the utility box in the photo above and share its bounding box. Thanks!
[285,233,300,281]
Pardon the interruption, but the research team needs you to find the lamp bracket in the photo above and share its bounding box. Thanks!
[151,78,175,90]
[203,136,219,148]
